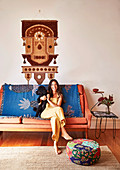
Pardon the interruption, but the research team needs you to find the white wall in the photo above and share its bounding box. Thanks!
[0,0,120,116]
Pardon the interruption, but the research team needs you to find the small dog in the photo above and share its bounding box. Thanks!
[33,86,47,117]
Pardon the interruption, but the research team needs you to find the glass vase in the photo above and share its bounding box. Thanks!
[107,105,110,114]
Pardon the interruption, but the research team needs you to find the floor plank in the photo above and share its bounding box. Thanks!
[0,130,120,163]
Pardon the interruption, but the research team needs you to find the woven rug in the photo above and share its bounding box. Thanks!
[0,146,119,170]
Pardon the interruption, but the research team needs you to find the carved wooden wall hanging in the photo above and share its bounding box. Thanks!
[21,20,58,84]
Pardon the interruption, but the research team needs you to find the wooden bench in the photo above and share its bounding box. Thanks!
[0,84,92,138]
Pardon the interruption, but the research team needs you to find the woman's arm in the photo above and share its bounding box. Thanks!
[40,95,47,101]
[47,94,63,108]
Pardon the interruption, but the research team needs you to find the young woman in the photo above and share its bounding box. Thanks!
[41,79,73,154]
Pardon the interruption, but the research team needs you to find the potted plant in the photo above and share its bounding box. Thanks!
[92,88,114,114]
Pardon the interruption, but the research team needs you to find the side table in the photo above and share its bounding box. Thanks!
[91,111,118,139]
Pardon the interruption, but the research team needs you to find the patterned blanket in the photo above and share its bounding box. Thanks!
[0,84,82,118]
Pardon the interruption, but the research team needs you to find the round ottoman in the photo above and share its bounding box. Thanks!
[66,139,101,166]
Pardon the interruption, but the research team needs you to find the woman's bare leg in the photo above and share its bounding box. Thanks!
[61,126,73,140]
[54,141,62,155]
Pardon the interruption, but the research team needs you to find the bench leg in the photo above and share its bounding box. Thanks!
[0,131,3,135]
[85,129,88,139]
[0,131,3,140]
[82,131,85,138]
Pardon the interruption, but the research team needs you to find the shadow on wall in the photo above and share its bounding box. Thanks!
[85,87,94,111]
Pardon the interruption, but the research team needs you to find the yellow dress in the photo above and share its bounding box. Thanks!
[41,97,65,142]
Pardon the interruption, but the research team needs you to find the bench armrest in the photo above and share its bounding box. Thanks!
[85,108,92,128]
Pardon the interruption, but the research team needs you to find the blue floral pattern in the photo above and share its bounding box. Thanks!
[62,85,82,117]
[64,105,75,117]
[18,98,30,110]
[64,85,71,92]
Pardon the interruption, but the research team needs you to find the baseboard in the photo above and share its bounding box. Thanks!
[90,116,120,129]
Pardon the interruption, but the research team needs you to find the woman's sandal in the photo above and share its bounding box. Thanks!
[54,148,62,155]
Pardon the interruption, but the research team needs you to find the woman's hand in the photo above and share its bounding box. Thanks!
[47,94,50,100]
[40,95,47,101]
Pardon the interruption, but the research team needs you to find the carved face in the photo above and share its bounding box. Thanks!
[24,24,55,66]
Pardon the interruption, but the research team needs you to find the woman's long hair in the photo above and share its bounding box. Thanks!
[48,79,62,98]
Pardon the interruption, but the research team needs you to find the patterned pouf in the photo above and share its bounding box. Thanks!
[66,139,101,166]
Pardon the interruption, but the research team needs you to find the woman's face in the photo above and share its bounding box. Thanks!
[51,81,58,92]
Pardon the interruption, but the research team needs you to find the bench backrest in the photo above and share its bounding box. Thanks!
[0,84,88,118]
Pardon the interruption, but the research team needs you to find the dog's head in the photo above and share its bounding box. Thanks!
[36,86,47,96]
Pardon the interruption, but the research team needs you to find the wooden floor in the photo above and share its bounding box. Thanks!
[0,129,120,163]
